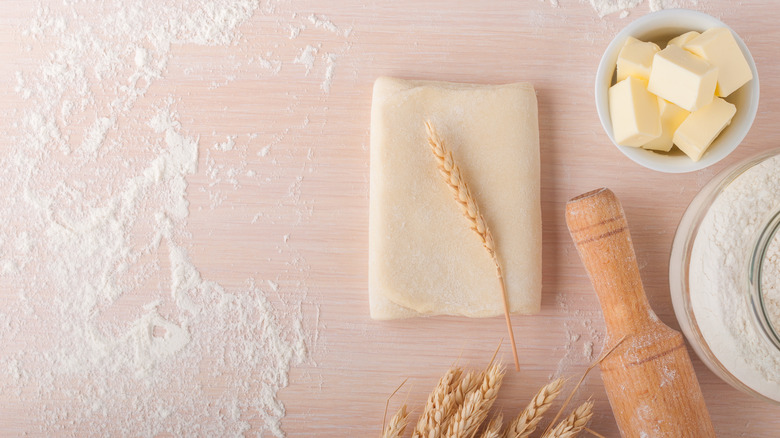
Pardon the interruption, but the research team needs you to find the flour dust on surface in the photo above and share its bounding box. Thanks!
[0,0,351,436]
[545,0,701,18]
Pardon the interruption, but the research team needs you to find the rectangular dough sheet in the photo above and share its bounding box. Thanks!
[369,77,542,320]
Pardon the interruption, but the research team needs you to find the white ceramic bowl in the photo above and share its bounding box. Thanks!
[594,9,759,173]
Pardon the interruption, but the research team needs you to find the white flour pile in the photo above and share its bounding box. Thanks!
[0,1,349,435]
[689,155,780,401]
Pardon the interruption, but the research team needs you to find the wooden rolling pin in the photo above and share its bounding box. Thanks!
[565,188,716,438]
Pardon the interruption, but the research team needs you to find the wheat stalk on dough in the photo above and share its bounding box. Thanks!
[424,120,520,371]
[425,121,497,259]
[479,413,504,438]
[541,401,594,438]
[413,367,463,438]
[444,363,506,438]
[383,404,410,438]
[504,378,565,438]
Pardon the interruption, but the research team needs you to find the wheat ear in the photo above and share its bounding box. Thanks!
[383,404,410,438]
[479,413,504,438]
[451,369,483,407]
[541,400,594,438]
[413,367,463,438]
[504,377,565,438]
[425,120,520,371]
[444,362,505,438]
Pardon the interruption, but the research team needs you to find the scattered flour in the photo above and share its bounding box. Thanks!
[289,24,305,39]
[135,47,149,68]
[214,135,237,152]
[308,14,340,34]
[549,0,701,18]
[308,13,352,37]
[690,155,780,401]
[0,0,353,435]
[322,53,337,93]
[552,293,605,379]
[294,44,319,75]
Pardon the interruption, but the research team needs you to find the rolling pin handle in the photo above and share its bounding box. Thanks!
[565,188,655,338]
[565,188,716,438]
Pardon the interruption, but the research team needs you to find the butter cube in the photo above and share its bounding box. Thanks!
[642,98,690,152]
[616,37,661,83]
[647,45,718,112]
[667,31,700,48]
[673,97,736,161]
[684,27,753,97]
[609,76,661,147]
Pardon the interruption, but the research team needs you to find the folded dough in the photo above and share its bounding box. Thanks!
[369,77,541,320]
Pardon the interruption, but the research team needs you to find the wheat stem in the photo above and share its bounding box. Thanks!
[425,120,520,372]
[383,378,409,433]
[584,427,606,438]
[541,336,627,437]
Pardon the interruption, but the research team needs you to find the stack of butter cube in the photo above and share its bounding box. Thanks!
[609,28,753,161]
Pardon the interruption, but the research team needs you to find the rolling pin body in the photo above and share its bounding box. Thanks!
[566,188,715,438]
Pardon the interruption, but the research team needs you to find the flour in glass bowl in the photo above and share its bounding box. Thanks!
[0,0,351,436]
[762,235,780,331]
[689,154,780,401]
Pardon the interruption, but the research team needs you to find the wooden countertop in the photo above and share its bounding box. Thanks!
[2,0,780,436]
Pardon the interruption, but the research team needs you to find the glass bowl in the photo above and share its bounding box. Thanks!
[670,148,780,404]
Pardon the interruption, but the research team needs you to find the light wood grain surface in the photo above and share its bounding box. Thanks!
[2,0,780,436]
